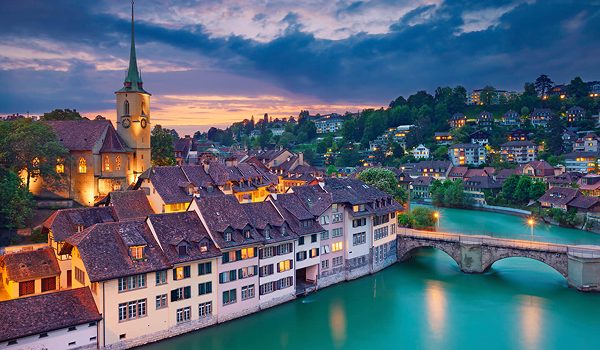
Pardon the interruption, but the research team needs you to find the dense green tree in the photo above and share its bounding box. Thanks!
[523,82,537,97]
[357,168,408,205]
[0,119,70,189]
[502,174,520,200]
[480,86,498,105]
[95,115,106,120]
[316,140,327,154]
[567,77,589,98]
[433,146,448,160]
[150,125,176,166]
[303,148,315,165]
[444,179,466,207]
[529,181,546,201]
[535,74,554,97]
[341,119,356,142]
[514,176,533,202]
[521,106,530,116]
[335,148,359,167]
[0,171,37,230]
[327,165,337,175]
[547,113,564,155]
[41,109,83,121]
[412,206,437,228]
[391,142,405,158]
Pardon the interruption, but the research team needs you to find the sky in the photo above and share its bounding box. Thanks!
[1,0,600,135]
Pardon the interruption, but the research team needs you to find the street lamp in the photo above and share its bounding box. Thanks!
[528,218,534,241]
[434,212,440,230]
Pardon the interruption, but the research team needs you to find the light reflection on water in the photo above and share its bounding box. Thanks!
[329,302,347,348]
[426,280,447,340]
[519,295,544,350]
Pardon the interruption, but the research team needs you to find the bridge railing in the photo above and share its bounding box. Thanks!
[399,226,600,248]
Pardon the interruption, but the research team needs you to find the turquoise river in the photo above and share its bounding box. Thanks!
[141,207,600,350]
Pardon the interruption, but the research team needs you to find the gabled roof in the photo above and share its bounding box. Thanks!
[0,288,101,343]
[568,195,600,209]
[463,175,502,189]
[100,125,131,153]
[548,172,582,184]
[242,201,295,243]
[42,207,118,242]
[503,110,520,117]
[147,211,220,264]
[1,247,60,282]
[145,166,192,204]
[538,187,581,206]
[464,169,488,179]
[95,190,154,221]
[268,193,326,236]
[290,184,332,216]
[412,176,434,186]
[194,195,264,249]
[496,169,518,181]
[45,120,111,151]
[63,220,171,282]
[449,166,468,177]
[501,140,536,147]
[450,113,466,120]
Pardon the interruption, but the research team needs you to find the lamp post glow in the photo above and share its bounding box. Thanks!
[528,219,534,241]
[434,212,440,230]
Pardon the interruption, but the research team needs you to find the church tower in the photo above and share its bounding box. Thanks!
[116,1,151,180]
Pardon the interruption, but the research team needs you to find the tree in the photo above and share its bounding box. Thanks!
[412,206,436,228]
[41,109,83,121]
[480,86,498,105]
[0,171,37,230]
[433,146,448,160]
[547,113,563,155]
[514,176,533,202]
[502,174,520,200]
[335,148,359,167]
[529,181,546,201]
[444,179,466,207]
[327,165,337,175]
[523,82,537,97]
[303,148,315,165]
[521,106,530,117]
[95,115,106,120]
[150,125,176,166]
[341,119,356,142]
[170,129,180,140]
[357,168,408,205]
[567,77,589,98]
[391,142,405,158]
[535,74,554,98]
[0,119,70,189]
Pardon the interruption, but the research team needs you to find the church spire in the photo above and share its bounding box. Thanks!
[117,1,150,94]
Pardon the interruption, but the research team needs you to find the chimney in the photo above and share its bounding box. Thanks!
[299,152,304,165]
[203,160,210,173]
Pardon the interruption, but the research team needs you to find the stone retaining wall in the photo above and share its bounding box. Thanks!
[259,292,295,310]
[372,241,397,274]
[346,254,370,280]
[217,305,260,324]
[318,265,346,288]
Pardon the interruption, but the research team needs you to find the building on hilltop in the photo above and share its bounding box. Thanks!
[449,113,466,128]
[448,143,487,166]
[501,110,521,127]
[500,140,537,164]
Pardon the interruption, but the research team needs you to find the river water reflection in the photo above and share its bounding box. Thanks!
[141,207,600,350]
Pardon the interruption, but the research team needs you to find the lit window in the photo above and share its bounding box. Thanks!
[116,156,121,170]
[104,156,110,171]
[131,246,143,260]
[56,163,64,174]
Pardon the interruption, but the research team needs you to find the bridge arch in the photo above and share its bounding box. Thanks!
[481,252,568,279]
[397,239,462,268]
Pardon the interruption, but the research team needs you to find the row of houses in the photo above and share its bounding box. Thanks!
[0,178,403,349]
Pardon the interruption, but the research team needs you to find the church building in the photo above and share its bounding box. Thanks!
[30,5,151,206]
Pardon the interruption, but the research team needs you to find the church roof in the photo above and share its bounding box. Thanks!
[46,120,111,151]
[100,124,132,153]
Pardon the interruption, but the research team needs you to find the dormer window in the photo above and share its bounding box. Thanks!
[281,226,287,236]
[244,229,251,239]
[200,242,208,252]
[178,244,188,257]
[131,246,144,260]
[75,225,84,232]
[207,185,213,193]
[224,232,232,242]
[264,229,270,239]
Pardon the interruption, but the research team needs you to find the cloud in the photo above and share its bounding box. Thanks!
[1,0,600,130]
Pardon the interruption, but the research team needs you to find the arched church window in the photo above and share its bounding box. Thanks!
[141,101,145,115]
[79,158,86,174]
[127,156,131,171]
[124,100,130,116]
[104,156,110,171]
[116,156,121,170]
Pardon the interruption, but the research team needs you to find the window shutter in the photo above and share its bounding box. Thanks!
[230,270,236,281]
[259,248,263,259]
[316,249,320,257]
[289,259,293,269]
[219,272,224,284]
[296,252,300,261]
[277,263,280,273]
[222,254,229,264]
[207,282,212,294]
[238,269,243,280]
[236,250,242,261]
[206,262,212,274]
[171,289,178,302]
[289,243,293,252]
[269,264,273,275]
[254,265,258,275]
[308,250,312,258]
[259,285,264,295]
[276,245,280,256]
[275,280,280,291]
[259,266,263,277]
[199,283,205,295]
[198,263,204,275]
[184,266,190,278]
[184,286,191,299]
[173,269,177,281]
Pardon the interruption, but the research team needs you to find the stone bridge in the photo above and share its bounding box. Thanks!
[397,229,600,292]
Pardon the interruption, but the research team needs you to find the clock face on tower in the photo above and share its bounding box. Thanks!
[140,118,148,129]
[122,118,131,128]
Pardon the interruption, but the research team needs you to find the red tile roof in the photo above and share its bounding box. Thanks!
[1,247,60,282]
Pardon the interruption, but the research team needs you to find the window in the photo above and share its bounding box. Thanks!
[261,246,274,259]
[155,271,167,285]
[176,307,191,323]
[279,277,292,289]
[332,213,343,223]
[239,266,257,278]
[281,226,287,236]
[56,163,64,174]
[219,270,237,284]
[19,280,34,297]
[224,232,232,242]
[374,226,389,241]
[260,282,275,295]
[352,218,367,228]
[223,289,236,305]
[197,241,207,252]
[174,266,191,280]
[311,234,317,243]
[280,243,291,254]
[198,262,211,275]
[118,299,146,321]
[78,157,86,174]
[353,232,366,246]
[278,260,292,272]
[199,301,212,317]
[41,277,56,292]
[296,250,307,261]
[244,229,251,239]
[124,100,130,115]
[241,284,255,300]
[298,237,305,246]
[75,225,84,232]
[309,248,319,258]
[264,229,270,239]
[332,256,343,266]
[131,246,143,260]
[332,204,338,213]
[332,228,343,237]
[104,156,110,171]
[74,267,85,285]
[127,156,131,171]
[156,294,167,309]
[321,231,329,240]
[320,215,330,225]
[198,281,212,295]
[322,259,329,269]
[116,156,121,170]
[178,244,188,257]
[241,248,255,259]
[171,286,191,302]
[332,242,343,252]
